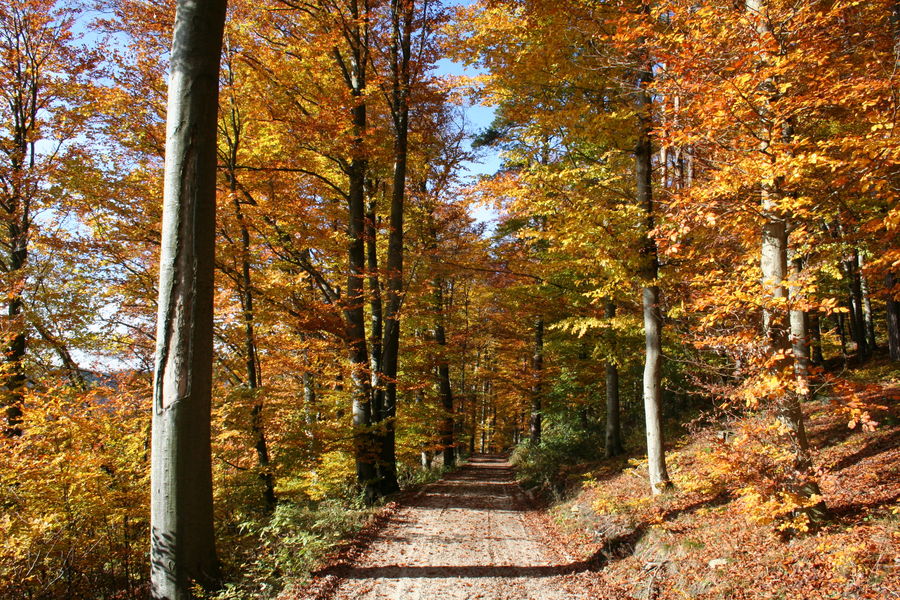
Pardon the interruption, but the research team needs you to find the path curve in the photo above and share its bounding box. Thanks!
[316,456,588,600]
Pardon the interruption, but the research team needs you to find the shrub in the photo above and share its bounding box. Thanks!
[511,419,603,491]
[213,496,372,600]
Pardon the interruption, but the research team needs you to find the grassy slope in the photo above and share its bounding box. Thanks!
[541,361,899,600]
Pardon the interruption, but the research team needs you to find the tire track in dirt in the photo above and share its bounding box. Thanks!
[312,456,589,600]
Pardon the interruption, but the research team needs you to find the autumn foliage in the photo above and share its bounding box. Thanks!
[0,0,897,598]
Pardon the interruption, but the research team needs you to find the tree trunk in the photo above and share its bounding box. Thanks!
[347,150,378,502]
[227,192,277,513]
[887,271,900,361]
[635,59,672,495]
[604,301,624,458]
[375,0,413,495]
[237,204,276,513]
[3,241,26,436]
[843,251,868,359]
[530,316,543,445]
[892,2,900,360]
[469,393,477,455]
[366,195,383,414]
[303,369,317,422]
[838,310,848,361]
[858,254,877,351]
[336,0,379,503]
[748,0,825,523]
[365,195,395,492]
[0,7,41,436]
[789,254,810,398]
[809,312,824,366]
[150,1,227,597]
[434,279,455,468]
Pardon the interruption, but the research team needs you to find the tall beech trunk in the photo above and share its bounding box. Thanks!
[150,1,227,597]
[605,301,624,457]
[3,234,26,436]
[789,254,810,398]
[758,178,822,520]
[434,279,455,467]
[891,3,900,362]
[303,367,317,423]
[480,381,487,453]
[887,271,900,361]
[635,57,672,494]
[842,251,868,359]
[748,0,824,522]
[366,196,383,401]
[0,6,43,436]
[469,391,477,454]
[364,196,391,489]
[838,311,849,360]
[233,196,276,513]
[858,254,877,351]
[530,316,543,445]
[375,0,413,495]
[334,0,379,502]
[347,141,378,502]
[221,61,276,511]
[809,312,824,366]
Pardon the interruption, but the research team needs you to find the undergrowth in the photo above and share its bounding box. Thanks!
[211,461,449,600]
[211,496,371,600]
[510,419,604,492]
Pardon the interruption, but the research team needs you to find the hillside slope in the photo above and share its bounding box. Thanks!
[539,376,899,600]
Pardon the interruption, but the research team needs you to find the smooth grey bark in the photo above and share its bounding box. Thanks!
[747,0,824,521]
[529,316,543,445]
[413,388,433,469]
[365,195,387,484]
[347,150,378,501]
[858,253,877,351]
[434,279,455,467]
[331,0,379,503]
[789,255,810,397]
[421,450,433,469]
[469,357,482,456]
[479,383,486,453]
[887,271,900,361]
[469,398,477,455]
[759,210,788,335]
[837,309,849,360]
[809,312,824,366]
[842,250,868,359]
[756,133,825,524]
[303,369,317,422]
[749,0,809,436]
[635,60,671,495]
[889,6,900,361]
[374,0,414,495]
[220,59,276,512]
[366,196,384,395]
[150,1,227,598]
[604,302,624,458]
[234,196,276,513]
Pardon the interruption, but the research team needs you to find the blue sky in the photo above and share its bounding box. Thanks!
[433,0,501,226]
[432,51,501,225]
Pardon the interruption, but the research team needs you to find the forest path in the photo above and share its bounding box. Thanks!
[316,456,592,600]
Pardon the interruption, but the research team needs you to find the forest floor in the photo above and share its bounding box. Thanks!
[285,456,596,600]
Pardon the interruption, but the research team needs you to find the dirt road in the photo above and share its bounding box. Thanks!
[313,456,591,600]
